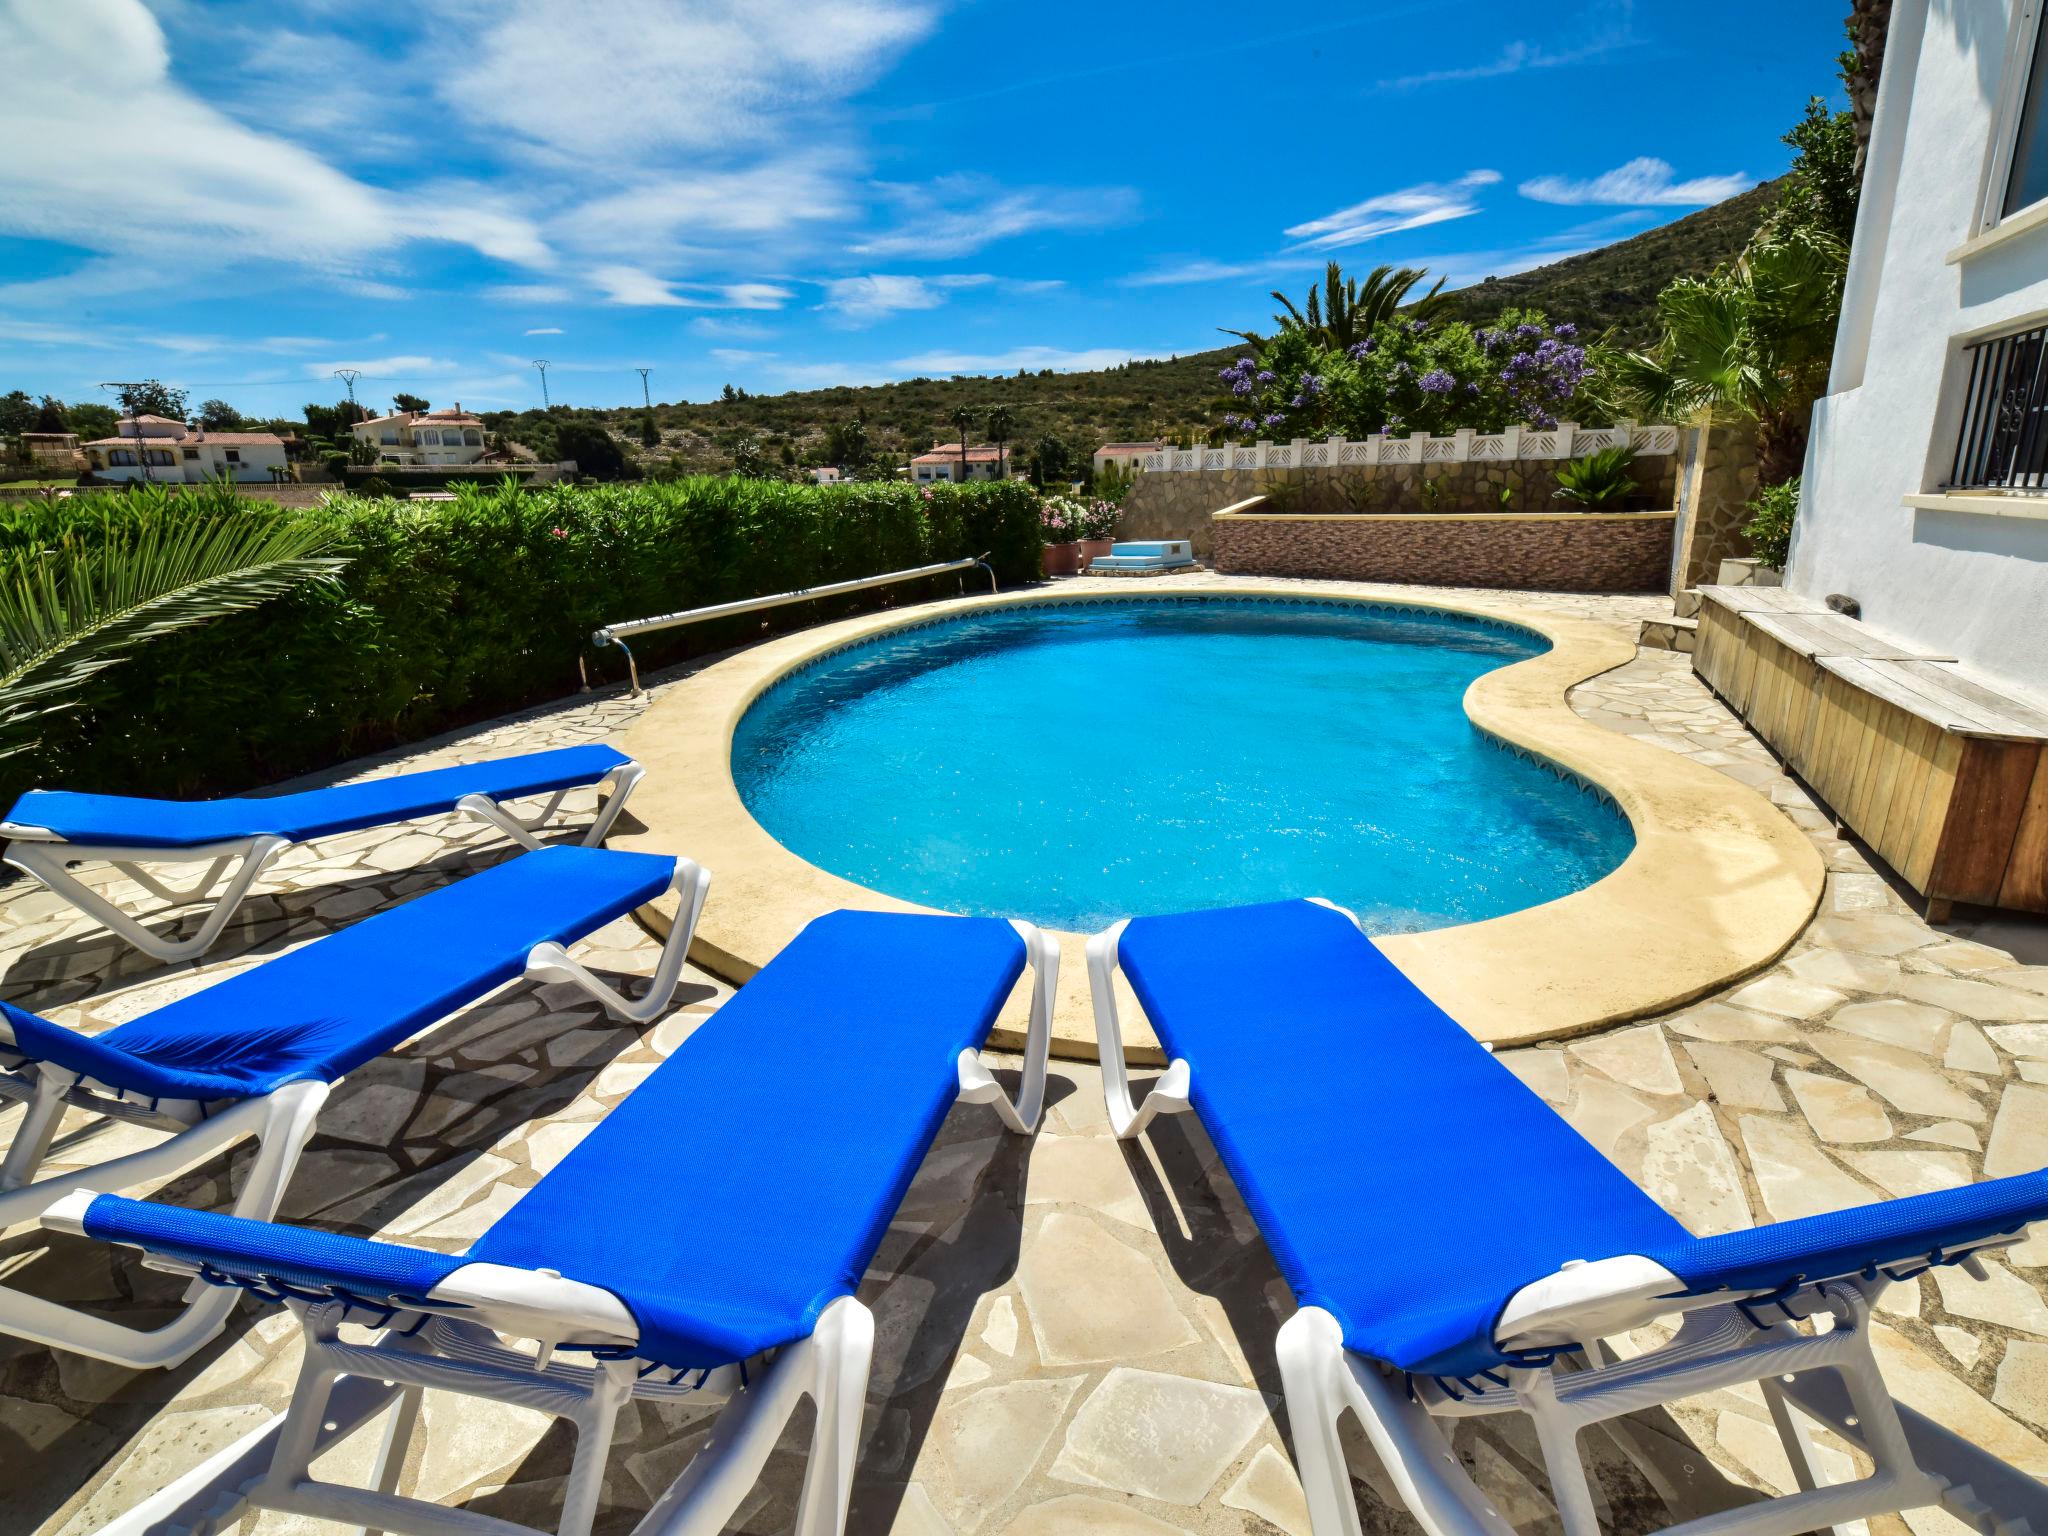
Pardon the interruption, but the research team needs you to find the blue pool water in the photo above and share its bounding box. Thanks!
[732,598,1634,933]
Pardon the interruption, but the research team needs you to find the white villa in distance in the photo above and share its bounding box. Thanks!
[1093,440,1166,478]
[1789,0,2048,692]
[910,442,1012,482]
[83,415,289,483]
[352,406,488,467]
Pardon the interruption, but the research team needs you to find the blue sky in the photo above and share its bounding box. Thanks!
[0,0,1845,418]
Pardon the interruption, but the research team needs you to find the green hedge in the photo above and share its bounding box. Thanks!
[14,476,1043,804]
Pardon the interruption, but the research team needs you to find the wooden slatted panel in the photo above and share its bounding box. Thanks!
[1743,610,1950,662]
[1818,658,2048,741]
[1903,733,1965,893]
[1928,740,2044,904]
[1876,715,1942,870]
[1692,600,1746,703]
[1694,585,1832,616]
[1999,750,2048,911]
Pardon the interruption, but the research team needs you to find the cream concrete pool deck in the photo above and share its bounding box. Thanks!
[0,576,2043,1536]
[613,576,1824,1058]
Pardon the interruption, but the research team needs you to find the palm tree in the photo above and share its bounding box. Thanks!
[0,499,348,760]
[1610,226,1847,485]
[949,406,975,481]
[985,406,1014,482]
[1225,262,1455,349]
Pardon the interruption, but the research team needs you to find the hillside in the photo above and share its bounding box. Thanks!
[1437,179,1781,340]
[485,183,1778,475]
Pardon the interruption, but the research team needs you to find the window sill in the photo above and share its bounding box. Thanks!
[1947,198,2048,264]
[1905,491,2048,521]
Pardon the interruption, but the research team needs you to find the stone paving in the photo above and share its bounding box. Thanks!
[2,577,2045,1536]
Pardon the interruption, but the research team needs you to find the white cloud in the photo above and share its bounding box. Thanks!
[487,284,576,305]
[1519,157,1752,207]
[1377,33,1629,90]
[563,158,856,260]
[691,317,775,339]
[0,0,552,275]
[889,346,1169,376]
[856,179,1138,259]
[589,266,794,309]
[1119,257,1323,289]
[437,0,935,159]
[524,327,563,335]
[819,273,997,323]
[711,348,777,363]
[308,355,465,378]
[1284,171,1501,252]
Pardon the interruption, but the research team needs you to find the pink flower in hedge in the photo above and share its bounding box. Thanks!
[551,526,567,538]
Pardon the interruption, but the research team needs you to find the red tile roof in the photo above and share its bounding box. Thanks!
[909,442,1010,465]
[85,432,284,448]
[1097,441,1166,452]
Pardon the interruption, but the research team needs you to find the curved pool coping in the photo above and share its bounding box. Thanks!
[613,582,1824,1061]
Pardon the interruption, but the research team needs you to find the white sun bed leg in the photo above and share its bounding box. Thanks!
[956,921,1058,1135]
[522,858,711,1024]
[1277,1308,1368,1536]
[6,1080,328,1367]
[0,1073,70,1191]
[792,1297,878,1536]
[455,759,645,853]
[1085,920,1191,1140]
[638,1299,876,1536]
[3,833,291,963]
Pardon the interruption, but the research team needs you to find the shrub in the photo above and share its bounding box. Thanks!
[1743,476,1799,569]
[3,478,1043,806]
[1552,445,1638,509]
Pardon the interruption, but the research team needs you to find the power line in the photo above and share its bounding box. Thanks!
[532,359,552,410]
[635,367,652,410]
[332,368,361,407]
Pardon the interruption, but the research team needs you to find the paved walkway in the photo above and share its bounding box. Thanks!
[4,579,2046,1536]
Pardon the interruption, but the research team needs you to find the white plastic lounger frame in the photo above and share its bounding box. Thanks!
[0,858,708,1371]
[57,918,1057,1536]
[1087,907,2048,1536]
[0,757,646,964]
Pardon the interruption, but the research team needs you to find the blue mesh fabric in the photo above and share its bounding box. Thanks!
[7,745,628,849]
[466,909,1027,1370]
[1117,900,1690,1377]
[1,846,676,1102]
[1647,1175,2048,1296]
[83,1193,464,1301]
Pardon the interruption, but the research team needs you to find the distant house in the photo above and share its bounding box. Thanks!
[352,406,488,466]
[910,443,1012,483]
[1092,440,1165,478]
[17,432,83,474]
[83,416,290,484]
[810,466,845,484]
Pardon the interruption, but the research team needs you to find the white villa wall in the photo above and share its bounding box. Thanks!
[1788,0,2048,695]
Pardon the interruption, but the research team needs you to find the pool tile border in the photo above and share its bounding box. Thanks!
[614,581,1825,1057]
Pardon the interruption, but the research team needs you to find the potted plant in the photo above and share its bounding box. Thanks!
[1077,497,1119,567]
[1039,495,1084,576]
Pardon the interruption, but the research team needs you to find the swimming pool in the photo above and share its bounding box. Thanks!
[731,597,1635,933]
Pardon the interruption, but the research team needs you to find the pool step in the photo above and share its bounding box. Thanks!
[1089,539,1197,574]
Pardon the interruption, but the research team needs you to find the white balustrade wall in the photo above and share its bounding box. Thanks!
[1140,422,1680,474]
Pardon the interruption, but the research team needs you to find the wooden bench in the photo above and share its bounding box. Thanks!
[1690,587,2048,921]
[1807,658,2048,921]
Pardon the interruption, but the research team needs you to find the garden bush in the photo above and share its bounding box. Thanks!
[7,476,1042,806]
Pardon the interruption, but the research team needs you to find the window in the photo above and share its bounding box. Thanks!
[2009,13,2048,218]
[1949,322,2048,490]
[224,449,241,463]
[182,447,199,460]
[418,430,441,446]
[463,429,482,447]
[146,450,175,466]
[108,449,136,467]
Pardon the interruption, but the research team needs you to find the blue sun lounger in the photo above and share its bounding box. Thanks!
[0,843,708,1371]
[0,744,646,961]
[1088,899,2048,1536]
[48,908,1057,1536]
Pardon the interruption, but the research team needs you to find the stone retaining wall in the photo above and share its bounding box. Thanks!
[1120,455,1680,559]
[1211,510,1677,592]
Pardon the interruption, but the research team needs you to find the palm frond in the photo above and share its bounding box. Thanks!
[0,511,349,760]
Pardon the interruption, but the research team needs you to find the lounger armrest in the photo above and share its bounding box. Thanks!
[1495,1255,1687,1353]
[49,1192,643,1349]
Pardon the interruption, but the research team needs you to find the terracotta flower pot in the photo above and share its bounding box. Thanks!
[1041,541,1083,577]
[1077,538,1115,568]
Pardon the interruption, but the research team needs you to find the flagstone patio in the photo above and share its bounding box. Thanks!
[3,575,2045,1536]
